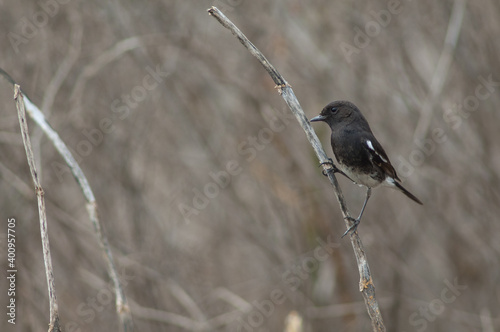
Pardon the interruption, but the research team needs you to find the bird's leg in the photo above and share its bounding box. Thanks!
[319,158,346,178]
[342,187,372,238]
[320,159,354,182]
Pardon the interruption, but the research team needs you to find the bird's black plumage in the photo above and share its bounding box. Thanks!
[310,100,422,237]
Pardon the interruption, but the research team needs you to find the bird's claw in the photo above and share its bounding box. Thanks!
[319,158,334,167]
[341,216,360,238]
[319,158,338,176]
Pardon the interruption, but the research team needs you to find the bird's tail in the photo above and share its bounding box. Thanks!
[394,182,423,205]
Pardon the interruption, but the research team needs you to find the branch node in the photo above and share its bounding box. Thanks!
[275,83,291,95]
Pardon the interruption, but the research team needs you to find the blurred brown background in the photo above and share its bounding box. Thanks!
[1,0,499,331]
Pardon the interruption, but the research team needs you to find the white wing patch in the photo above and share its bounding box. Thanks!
[366,140,375,151]
[365,140,388,162]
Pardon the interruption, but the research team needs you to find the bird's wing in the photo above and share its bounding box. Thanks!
[363,138,399,181]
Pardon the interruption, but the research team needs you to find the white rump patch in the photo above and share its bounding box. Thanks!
[385,177,396,185]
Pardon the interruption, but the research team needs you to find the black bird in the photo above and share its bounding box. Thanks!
[310,100,422,237]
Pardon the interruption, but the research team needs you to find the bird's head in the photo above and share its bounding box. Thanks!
[310,100,360,127]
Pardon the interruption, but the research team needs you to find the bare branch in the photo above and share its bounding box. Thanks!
[14,85,62,332]
[4,70,134,332]
[207,7,386,331]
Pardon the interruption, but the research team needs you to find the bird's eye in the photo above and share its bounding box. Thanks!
[331,107,338,113]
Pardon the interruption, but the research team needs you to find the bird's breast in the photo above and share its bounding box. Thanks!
[338,163,383,188]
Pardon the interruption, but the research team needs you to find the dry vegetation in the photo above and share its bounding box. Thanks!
[1,0,499,331]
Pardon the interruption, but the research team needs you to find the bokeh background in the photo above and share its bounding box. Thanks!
[1,0,499,331]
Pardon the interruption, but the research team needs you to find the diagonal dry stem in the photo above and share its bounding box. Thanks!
[207,7,386,331]
[14,85,62,332]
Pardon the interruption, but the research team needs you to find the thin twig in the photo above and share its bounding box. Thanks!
[31,9,83,184]
[211,288,253,312]
[479,307,495,332]
[207,7,386,331]
[130,299,241,331]
[130,300,207,331]
[413,0,466,141]
[166,279,208,324]
[69,36,143,108]
[0,161,33,198]
[41,9,83,117]
[4,70,134,332]
[14,85,62,332]
[306,298,392,319]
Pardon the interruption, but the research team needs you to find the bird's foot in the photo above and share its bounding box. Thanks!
[319,158,338,176]
[341,216,360,238]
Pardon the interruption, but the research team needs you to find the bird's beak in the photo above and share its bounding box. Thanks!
[310,115,326,122]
